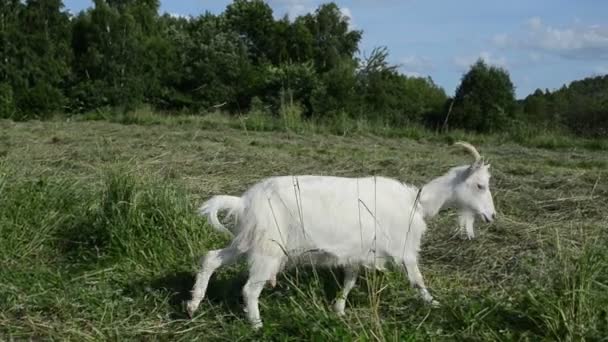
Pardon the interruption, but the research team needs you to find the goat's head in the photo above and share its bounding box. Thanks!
[452,141,496,223]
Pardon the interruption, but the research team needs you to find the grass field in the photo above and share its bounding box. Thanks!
[1,114,607,340]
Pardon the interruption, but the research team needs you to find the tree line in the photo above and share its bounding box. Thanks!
[1,0,606,136]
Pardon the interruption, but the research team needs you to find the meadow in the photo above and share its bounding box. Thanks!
[1,112,607,340]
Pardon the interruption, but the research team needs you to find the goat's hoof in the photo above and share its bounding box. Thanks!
[431,300,441,308]
[267,277,277,288]
[459,233,475,240]
[333,300,346,316]
[251,321,263,330]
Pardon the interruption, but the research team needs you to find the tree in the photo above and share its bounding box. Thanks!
[1,0,72,118]
[449,59,516,132]
[69,0,163,111]
[310,56,357,116]
[302,3,361,72]
[2,0,540,131]
[355,47,446,124]
[523,88,549,123]
[224,0,276,64]
[560,75,608,136]
[0,0,23,118]
[285,17,314,63]
[520,75,608,136]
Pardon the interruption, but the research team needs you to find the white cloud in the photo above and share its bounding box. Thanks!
[402,71,424,78]
[267,0,315,19]
[399,56,433,76]
[339,7,355,30]
[526,16,543,30]
[168,12,190,19]
[494,17,608,60]
[339,6,352,19]
[491,33,511,47]
[268,0,355,28]
[594,65,608,75]
[529,52,542,62]
[453,51,507,70]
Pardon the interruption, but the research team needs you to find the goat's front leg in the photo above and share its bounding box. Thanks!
[458,210,476,240]
[403,260,440,307]
[333,266,359,316]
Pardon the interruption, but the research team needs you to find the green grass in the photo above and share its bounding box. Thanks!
[1,113,607,340]
[74,108,608,153]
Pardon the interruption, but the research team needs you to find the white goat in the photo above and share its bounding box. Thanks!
[186,142,496,328]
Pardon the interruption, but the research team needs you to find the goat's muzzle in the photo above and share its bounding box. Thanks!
[481,213,496,223]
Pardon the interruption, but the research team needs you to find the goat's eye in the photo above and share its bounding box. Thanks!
[477,184,485,190]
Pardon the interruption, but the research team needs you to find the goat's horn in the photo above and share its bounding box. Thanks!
[453,141,481,161]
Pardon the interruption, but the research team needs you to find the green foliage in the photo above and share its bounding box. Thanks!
[523,89,550,124]
[180,14,254,111]
[449,59,516,132]
[262,62,318,115]
[301,3,361,72]
[0,83,16,118]
[1,0,72,119]
[1,0,606,138]
[224,0,276,63]
[522,75,608,136]
[69,0,162,111]
[278,90,305,132]
[355,47,447,125]
[0,1,22,119]
[310,57,358,117]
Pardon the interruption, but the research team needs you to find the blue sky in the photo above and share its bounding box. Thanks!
[63,0,608,99]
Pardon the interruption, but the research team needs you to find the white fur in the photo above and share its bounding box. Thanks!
[422,163,496,239]
[186,144,496,328]
[198,195,242,236]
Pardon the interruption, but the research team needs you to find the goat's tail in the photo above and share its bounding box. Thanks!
[198,195,243,236]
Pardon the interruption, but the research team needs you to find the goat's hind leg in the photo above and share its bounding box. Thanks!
[187,247,240,317]
[403,259,440,307]
[333,266,359,316]
[242,254,282,329]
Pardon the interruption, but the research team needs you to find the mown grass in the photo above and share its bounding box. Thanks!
[0,113,607,340]
[74,106,608,152]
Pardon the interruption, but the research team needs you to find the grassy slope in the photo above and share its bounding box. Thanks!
[0,117,607,341]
